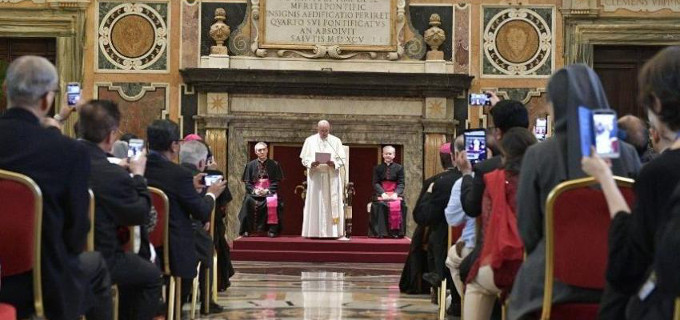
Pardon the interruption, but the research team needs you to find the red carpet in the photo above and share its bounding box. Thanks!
[231,236,411,263]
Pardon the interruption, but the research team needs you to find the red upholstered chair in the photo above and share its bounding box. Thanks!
[148,187,179,320]
[0,169,44,318]
[541,176,635,320]
[0,303,16,320]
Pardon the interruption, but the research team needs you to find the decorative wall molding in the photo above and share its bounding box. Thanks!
[483,87,546,105]
[564,18,680,66]
[453,3,470,73]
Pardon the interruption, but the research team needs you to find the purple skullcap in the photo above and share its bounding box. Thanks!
[184,134,202,142]
[439,142,451,154]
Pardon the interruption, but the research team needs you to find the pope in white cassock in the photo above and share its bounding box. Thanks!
[300,120,347,238]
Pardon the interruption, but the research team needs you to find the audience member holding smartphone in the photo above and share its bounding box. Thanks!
[507,64,640,320]
[581,47,680,320]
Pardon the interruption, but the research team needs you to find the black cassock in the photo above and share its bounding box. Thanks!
[238,158,284,235]
[368,162,407,238]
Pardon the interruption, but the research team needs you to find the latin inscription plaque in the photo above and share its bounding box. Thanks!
[261,0,396,51]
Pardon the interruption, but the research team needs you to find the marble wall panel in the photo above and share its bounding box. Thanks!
[453,4,470,74]
[181,84,198,137]
[96,82,169,139]
[409,5,453,61]
[181,0,201,69]
[200,2,247,57]
[481,6,554,77]
[97,1,170,72]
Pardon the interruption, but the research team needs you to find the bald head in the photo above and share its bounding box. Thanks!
[5,56,58,111]
[618,115,649,156]
[317,119,331,139]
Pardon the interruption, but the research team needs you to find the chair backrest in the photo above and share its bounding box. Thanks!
[542,176,635,318]
[148,187,170,275]
[0,169,44,317]
[87,189,95,251]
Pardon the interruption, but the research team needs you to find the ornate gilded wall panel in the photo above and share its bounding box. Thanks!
[481,6,554,77]
[96,82,169,139]
[96,1,170,72]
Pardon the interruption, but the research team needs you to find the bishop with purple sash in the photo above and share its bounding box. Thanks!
[238,157,284,237]
[369,161,407,238]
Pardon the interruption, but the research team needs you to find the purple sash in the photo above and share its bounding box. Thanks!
[381,181,401,230]
[266,194,278,224]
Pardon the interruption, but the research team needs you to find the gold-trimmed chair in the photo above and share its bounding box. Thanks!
[190,206,218,319]
[86,189,119,320]
[0,169,44,319]
[148,187,178,320]
[541,176,635,320]
[674,297,680,320]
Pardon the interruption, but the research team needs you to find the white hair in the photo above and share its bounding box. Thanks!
[454,135,465,152]
[179,140,208,167]
[382,145,395,153]
[5,56,58,107]
[317,120,330,128]
[254,142,268,151]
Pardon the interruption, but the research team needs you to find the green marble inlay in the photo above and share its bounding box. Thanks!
[112,82,152,98]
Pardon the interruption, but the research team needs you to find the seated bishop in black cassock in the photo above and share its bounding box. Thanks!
[369,146,407,238]
[238,142,284,237]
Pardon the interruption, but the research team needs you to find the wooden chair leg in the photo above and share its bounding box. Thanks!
[174,277,182,320]
[439,279,447,320]
[112,284,119,320]
[167,276,175,320]
[211,253,218,303]
[203,265,210,313]
[190,262,201,319]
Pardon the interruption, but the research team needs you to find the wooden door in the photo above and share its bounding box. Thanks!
[269,144,305,236]
[593,45,665,119]
[0,38,57,114]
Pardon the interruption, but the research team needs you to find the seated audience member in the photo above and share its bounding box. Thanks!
[464,128,536,320]
[618,115,655,163]
[238,142,284,237]
[508,64,640,320]
[399,142,455,295]
[581,47,680,319]
[0,56,112,320]
[648,110,676,155]
[78,100,162,320]
[445,136,476,306]
[144,120,228,314]
[196,139,234,291]
[369,145,407,238]
[422,143,462,293]
[179,140,226,313]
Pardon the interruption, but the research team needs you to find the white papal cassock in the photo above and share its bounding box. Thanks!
[300,133,347,238]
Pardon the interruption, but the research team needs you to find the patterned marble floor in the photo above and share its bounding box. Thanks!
[200,261,441,319]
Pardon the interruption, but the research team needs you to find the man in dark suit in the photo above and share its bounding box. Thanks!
[422,143,462,289]
[0,56,112,320]
[79,100,162,320]
[144,120,227,312]
[178,140,228,314]
[460,99,529,218]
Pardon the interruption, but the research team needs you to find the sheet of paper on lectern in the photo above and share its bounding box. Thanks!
[315,152,331,163]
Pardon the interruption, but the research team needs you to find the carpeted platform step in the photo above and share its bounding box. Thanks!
[231,236,410,263]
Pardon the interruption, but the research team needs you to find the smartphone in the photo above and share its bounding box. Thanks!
[469,93,491,106]
[127,139,144,159]
[66,82,81,107]
[464,129,487,164]
[204,174,223,186]
[534,117,548,141]
[592,109,620,158]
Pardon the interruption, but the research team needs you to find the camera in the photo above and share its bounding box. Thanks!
[203,175,223,186]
